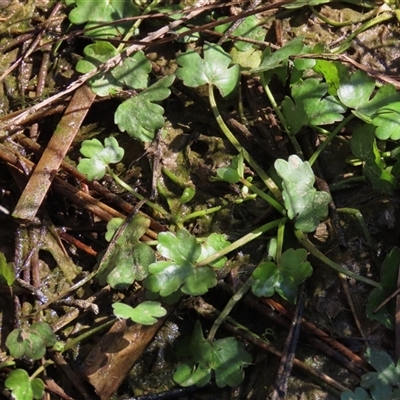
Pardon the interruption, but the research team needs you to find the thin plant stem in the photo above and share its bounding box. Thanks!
[260,78,304,159]
[310,5,377,28]
[275,218,286,264]
[207,276,254,341]
[208,84,282,200]
[117,0,161,52]
[295,230,380,287]
[332,11,394,54]
[108,167,171,218]
[196,218,284,268]
[308,114,355,166]
[337,207,379,264]
[30,360,54,380]
[62,318,116,353]
[162,167,190,189]
[180,196,256,223]
[240,178,286,215]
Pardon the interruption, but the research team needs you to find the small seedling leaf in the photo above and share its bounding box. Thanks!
[281,78,346,135]
[78,137,124,181]
[214,166,241,183]
[115,75,175,142]
[69,0,139,38]
[176,42,239,97]
[213,153,244,183]
[97,214,151,287]
[112,301,167,325]
[0,252,15,286]
[180,187,196,204]
[275,155,331,232]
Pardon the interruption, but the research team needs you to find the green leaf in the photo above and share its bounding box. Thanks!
[0,252,15,286]
[76,43,151,96]
[105,217,124,242]
[337,71,400,128]
[313,59,349,96]
[251,37,305,74]
[157,229,201,266]
[173,322,252,388]
[215,15,265,51]
[176,42,240,97]
[277,248,313,303]
[115,75,175,142]
[5,322,56,360]
[5,369,33,400]
[112,51,151,89]
[350,124,397,193]
[230,47,262,70]
[367,247,400,329]
[275,155,331,232]
[284,0,331,9]
[281,78,346,135]
[69,0,140,38]
[198,233,230,268]
[337,70,375,110]
[213,152,244,184]
[78,137,125,181]
[364,348,395,381]
[107,242,155,289]
[373,102,400,140]
[179,187,196,204]
[341,387,372,400]
[252,261,280,297]
[145,260,191,297]
[144,229,217,296]
[30,322,57,347]
[31,378,45,400]
[112,301,167,325]
[252,249,312,304]
[213,337,252,387]
[76,42,120,96]
[97,214,152,287]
